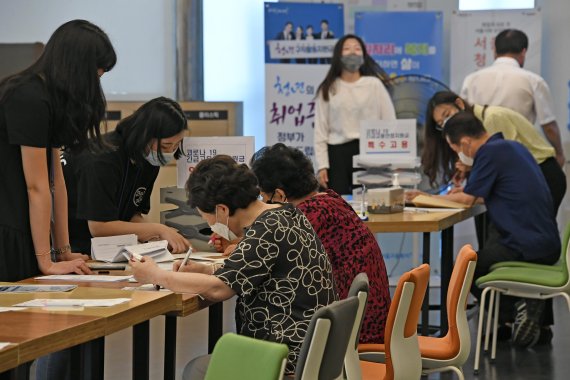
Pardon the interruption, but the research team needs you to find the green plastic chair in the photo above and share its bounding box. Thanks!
[489,222,570,272]
[204,333,289,380]
[473,225,570,374]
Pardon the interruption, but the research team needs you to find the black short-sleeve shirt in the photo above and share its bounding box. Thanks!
[63,132,159,253]
[0,76,54,281]
[215,203,337,374]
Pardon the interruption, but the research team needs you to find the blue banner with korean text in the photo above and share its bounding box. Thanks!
[354,11,443,80]
[264,2,344,163]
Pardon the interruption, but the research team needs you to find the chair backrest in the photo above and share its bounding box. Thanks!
[344,273,370,380]
[205,333,289,380]
[445,244,478,364]
[561,222,570,284]
[385,263,430,380]
[295,297,360,380]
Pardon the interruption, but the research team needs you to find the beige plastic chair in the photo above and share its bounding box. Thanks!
[358,245,478,380]
[347,264,430,380]
[294,297,359,380]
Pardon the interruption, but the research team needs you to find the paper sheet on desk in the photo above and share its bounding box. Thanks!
[12,298,131,307]
[172,251,226,264]
[0,307,26,313]
[92,235,174,263]
[0,342,13,350]
[404,207,465,213]
[35,275,133,282]
[0,284,77,293]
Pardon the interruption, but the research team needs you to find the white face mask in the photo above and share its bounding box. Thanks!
[210,207,238,241]
[458,151,474,166]
[144,150,175,167]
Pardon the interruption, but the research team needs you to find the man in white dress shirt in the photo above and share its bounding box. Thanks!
[460,29,565,166]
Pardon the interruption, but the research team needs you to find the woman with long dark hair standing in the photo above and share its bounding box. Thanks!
[314,34,396,195]
[0,20,116,281]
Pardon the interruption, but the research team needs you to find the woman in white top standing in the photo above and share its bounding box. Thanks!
[314,34,396,194]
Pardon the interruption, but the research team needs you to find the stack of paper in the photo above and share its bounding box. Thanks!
[91,235,174,263]
[12,298,131,307]
[35,275,133,282]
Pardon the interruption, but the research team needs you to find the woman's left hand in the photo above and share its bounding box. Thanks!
[130,256,160,285]
[59,251,90,262]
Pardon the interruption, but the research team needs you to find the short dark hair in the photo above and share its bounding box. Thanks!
[114,97,187,167]
[442,112,486,145]
[250,143,318,199]
[186,155,259,215]
[495,29,528,55]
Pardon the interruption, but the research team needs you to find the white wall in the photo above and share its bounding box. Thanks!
[0,0,176,100]
[203,0,270,148]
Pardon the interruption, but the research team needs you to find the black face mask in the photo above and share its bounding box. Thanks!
[267,191,276,204]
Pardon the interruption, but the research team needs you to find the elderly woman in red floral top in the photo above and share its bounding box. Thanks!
[251,143,391,344]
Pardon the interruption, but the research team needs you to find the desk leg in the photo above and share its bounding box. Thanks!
[421,232,430,336]
[4,362,30,380]
[164,315,177,380]
[75,337,104,380]
[133,321,150,380]
[208,303,223,353]
[440,226,454,335]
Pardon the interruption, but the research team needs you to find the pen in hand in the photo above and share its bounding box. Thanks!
[178,247,193,272]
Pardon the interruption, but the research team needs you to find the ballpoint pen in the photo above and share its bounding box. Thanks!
[178,247,193,272]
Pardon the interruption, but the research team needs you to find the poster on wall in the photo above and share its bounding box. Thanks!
[176,136,255,188]
[354,11,443,80]
[345,0,426,34]
[264,2,344,163]
[450,10,542,92]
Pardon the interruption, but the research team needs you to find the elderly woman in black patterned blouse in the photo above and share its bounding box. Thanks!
[131,155,337,379]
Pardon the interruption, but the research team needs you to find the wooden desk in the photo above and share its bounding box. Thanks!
[0,284,176,379]
[0,343,19,374]
[20,275,219,380]
[365,205,485,335]
[164,292,222,380]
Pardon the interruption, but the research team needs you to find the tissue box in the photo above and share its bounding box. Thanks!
[366,187,404,214]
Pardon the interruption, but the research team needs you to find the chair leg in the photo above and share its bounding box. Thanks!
[484,289,495,352]
[452,366,465,380]
[562,293,570,313]
[474,287,491,375]
[423,366,465,380]
[491,291,500,361]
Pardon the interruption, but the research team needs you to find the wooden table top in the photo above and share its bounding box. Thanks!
[20,273,209,318]
[0,284,177,366]
[365,204,486,233]
[0,342,19,373]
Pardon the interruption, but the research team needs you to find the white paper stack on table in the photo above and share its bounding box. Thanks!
[91,234,174,263]
[172,251,226,264]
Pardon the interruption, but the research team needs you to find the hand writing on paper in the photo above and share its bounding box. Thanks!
[172,259,211,274]
[404,190,427,203]
[210,233,239,256]
[130,256,160,285]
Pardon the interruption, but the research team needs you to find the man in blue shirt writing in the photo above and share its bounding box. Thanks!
[408,111,560,347]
